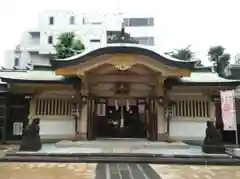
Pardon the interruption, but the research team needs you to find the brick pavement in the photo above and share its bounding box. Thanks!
[151,164,240,179]
[0,163,97,179]
[0,163,239,179]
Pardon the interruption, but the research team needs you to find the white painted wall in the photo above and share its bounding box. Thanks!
[30,53,51,66]
[169,120,207,141]
[39,116,75,139]
[32,90,76,139]
[3,50,16,69]
[4,49,30,69]
[157,104,166,135]
[168,93,213,141]
[79,104,88,136]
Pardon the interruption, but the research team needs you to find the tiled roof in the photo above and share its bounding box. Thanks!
[0,70,239,85]
[0,70,64,82]
[181,72,240,83]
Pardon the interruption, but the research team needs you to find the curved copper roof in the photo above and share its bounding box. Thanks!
[51,44,199,69]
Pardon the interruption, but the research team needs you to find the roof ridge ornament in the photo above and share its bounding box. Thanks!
[120,22,126,40]
[107,22,139,44]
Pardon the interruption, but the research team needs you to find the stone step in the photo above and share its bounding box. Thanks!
[225,147,240,157]
[55,140,190,149]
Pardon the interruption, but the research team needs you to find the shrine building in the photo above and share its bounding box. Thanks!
[0,43,239,143]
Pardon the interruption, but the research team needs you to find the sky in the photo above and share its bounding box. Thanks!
[0,0,240,66]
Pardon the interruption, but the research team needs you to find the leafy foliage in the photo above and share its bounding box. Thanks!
[54,32,85,59]
[207,45,230,76]
[208,46,225,62]
[234,53,240,64]
[166,45,194,61]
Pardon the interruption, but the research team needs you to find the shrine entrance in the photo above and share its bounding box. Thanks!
[53,45,194,141]
[86,97,158,141]
[95,98,147,139]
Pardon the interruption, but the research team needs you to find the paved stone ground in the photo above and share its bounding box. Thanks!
[17,142,228,157]
[95,163,160,179]
[0,145,17,158]
[0,163,97,179]
[0,163,239,179]
[151,164,240,179]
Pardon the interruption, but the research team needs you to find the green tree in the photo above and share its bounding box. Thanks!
[165,45,194,61]
[207,45,230,76]
[54,32,85,59]
[234,53,240,64]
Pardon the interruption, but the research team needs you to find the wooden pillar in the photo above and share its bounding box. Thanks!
[72,80,82,133]
[152,98,158,141]
[87,96,96,140]
[147,97,158,141]
[146,98,151,140]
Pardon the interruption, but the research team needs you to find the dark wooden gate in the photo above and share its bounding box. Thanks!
[95,98,107,138]
[87,97,96,140]
[0,94,7,143]
[147,98,158,141]
[6,94,30,141]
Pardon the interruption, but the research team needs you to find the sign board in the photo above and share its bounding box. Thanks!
[235,85,240,99]
[13,122,23,136]
[220,90,237,130]
[96,104,106,116]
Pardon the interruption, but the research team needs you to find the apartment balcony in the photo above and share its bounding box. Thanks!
[25,44,40,52]
[25,30,41,52]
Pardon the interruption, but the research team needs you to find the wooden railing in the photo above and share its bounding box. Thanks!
[172,99,210,118]
[35,99,73,116]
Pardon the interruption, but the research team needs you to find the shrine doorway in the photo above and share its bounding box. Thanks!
[95,98,147,139]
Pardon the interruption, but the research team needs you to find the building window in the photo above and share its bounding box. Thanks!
[90,39,101,43]
[172,99,210,118]
[124,18,154,26]
[48,36,53,44]
[49,16,54,25]
[82,17,102,25]
[35,99,73,116]
[134,37,154,46]
[91,22,102,25]
[70,16,75,25]
[14,57,19,67]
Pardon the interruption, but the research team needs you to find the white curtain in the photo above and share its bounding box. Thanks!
[126,100,130,111]
[115,99,119,110]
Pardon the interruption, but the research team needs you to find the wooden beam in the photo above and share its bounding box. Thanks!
[89,73,157,77]
[55,67,78,76]
[91,89,152,92]
[89,81,156,87]
[88,74,158,84]
[90,93,151,98]
[10,83,73,90]
[166,69,191,77]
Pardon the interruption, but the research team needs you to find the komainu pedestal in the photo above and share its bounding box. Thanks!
[19,117,42,151]
[202,121,225,154]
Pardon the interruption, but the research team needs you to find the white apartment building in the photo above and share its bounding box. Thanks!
[4,10,156,70]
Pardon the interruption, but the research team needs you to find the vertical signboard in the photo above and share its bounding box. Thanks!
[220,90,237,130]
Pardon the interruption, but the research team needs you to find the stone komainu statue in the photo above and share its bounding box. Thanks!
[202,121,225,154]
[19,117,42,151]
